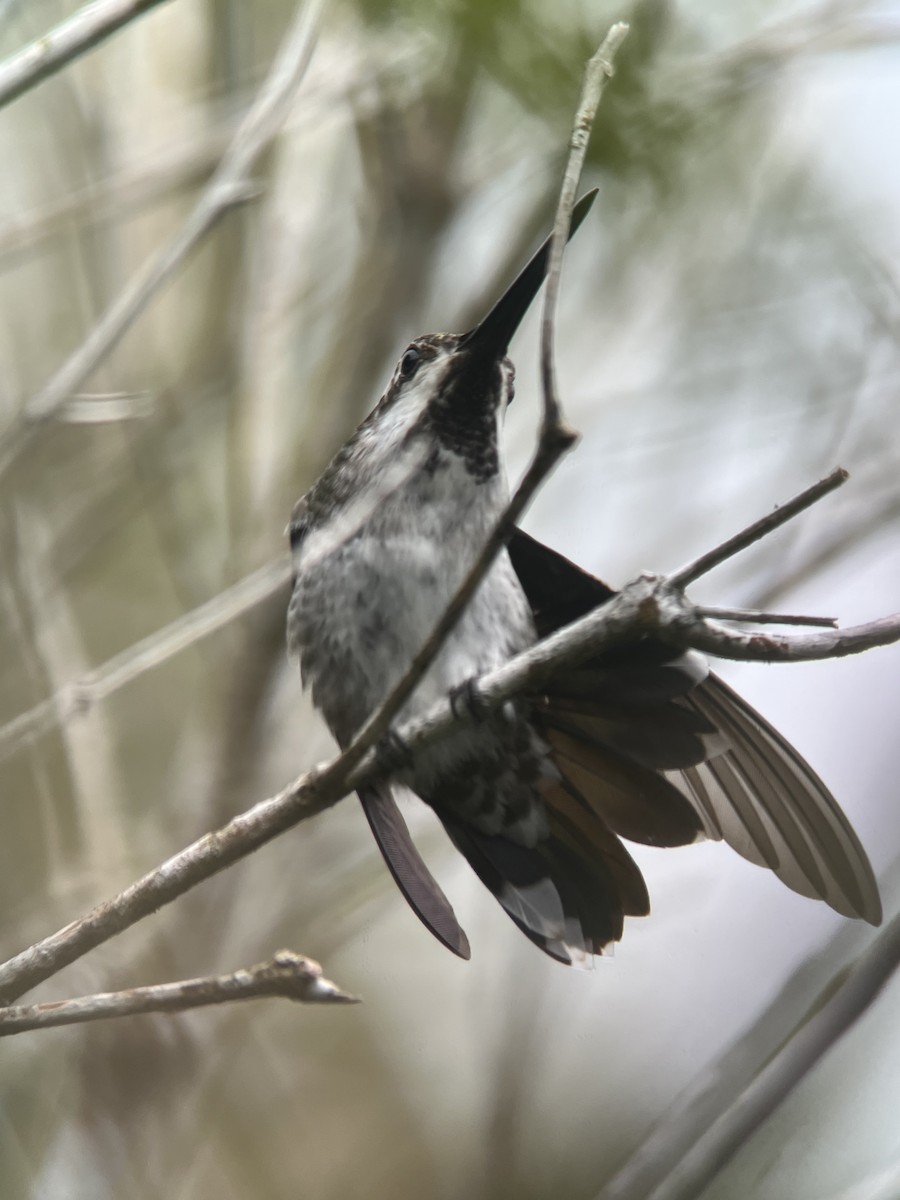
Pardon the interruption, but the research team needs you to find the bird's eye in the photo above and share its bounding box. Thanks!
[399,346,421,380]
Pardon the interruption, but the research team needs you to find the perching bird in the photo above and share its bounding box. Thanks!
[286,193,881,964]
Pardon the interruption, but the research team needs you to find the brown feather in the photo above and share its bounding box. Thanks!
[538,778,651,918]
[510,528,882,929]
[542,725,703,847]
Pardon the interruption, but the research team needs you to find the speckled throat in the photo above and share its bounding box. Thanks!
[418,346,505,482]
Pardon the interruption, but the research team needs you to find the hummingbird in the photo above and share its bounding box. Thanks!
[287,192,881,964]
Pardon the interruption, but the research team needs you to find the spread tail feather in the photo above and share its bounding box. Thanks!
[510,527,882,928]
[680,676,882,923]
[355,530,881,966]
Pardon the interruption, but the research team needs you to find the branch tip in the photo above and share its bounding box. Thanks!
[0,949,357,1036]
[672,467,851,588]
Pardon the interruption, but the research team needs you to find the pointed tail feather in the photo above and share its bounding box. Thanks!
[442,822,590,964]
[359,785,471,959]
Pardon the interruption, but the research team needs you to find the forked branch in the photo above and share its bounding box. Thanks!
[0,467,897,1012]
[0,951,356,1037]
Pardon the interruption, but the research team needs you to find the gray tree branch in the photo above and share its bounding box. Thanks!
[0,0,172,111]
[0,469,897,1011]
[0,950,356,1037]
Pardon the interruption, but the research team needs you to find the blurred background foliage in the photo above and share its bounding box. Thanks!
[1,0,900,1197]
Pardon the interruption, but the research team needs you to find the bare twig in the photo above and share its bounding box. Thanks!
[748,486,900,612]
[670,609,900,663]
[305,23,631,798]
[619,910,900,1200]
[0,950,357,1037]
[0,0,172,111]
[1,473,897,1006]
[0,0,327,480]
[693,606,837,628]
[0,557,291,765]
[671,467,849,587]
[540,21,629,432]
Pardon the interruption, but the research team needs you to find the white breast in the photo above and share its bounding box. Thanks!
[290,433,534,745]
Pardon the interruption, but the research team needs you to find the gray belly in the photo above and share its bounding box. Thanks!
[288,532,534,744]
[288,530,555,843]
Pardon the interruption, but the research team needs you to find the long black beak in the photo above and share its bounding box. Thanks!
[460,189,598,357]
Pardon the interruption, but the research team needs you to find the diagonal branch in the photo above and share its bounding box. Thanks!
[671,467,849,587]
[0,950,356,1037]
[693,606,837,627]
[0,0,172,111]
[0,470,897,1010]
[541,22,629,433]
[0,0,327,481]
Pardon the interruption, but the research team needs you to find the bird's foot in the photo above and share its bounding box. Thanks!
[374,728,413,776]
[449,677,491,723]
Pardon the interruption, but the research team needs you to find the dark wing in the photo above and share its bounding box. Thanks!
[509,528,882,926]
[358,784,471,959]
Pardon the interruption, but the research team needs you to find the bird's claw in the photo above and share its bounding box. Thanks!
[374,728,413,775]
[449,677,490,723]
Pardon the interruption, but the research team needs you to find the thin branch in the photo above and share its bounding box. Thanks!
[0,778,340,1005]
[1,493,897,1005]
[693,606,837,628]
[0,0,172,111]
[305,23,631,799]
[0,950,357,1036]
[671,467,849,587]
[671,609,900,663]
[0,0,327,481]
[748,485,900,612]
[540,21,629,432]
[0,557,291,765]
[626,910,900,1200]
